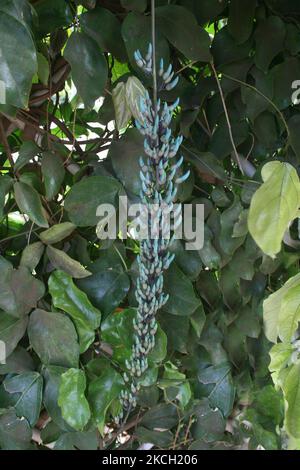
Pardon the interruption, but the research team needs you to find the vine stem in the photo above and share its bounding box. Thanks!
[221,72,291,142]
[151,0,157,111]
[210,61,244,175]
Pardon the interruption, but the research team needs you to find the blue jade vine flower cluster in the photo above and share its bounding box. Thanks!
[117,44,190,421]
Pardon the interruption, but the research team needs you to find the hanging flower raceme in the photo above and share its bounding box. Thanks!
[117,44,189,421]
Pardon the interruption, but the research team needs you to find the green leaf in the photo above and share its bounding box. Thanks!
[263,272,300,343]
[77,254,130,316]
[41,151,65,201]
[0,264,45,316]
[88,366,123,435]
[0,346,34,375]
[0,312,28,357]
[64,175,121,227]
[3,372,43,426]
[125,76,148,123]
[0,175,12,217]
[0,409,32,450]
[288,115,300,159]
[156,5,211,62]
[39,222,76,245]
[48,270,101,353]
[191,399,226,442]
[211,26,251,66]
[282,362,300,438]
[0,5,37,107]
[254,16,286,73]
[135,427,173,447]
[34,0,73,37]
[121,0,147,12]
[58,368,91,431]
[228,0,256,44]
[141,403,178,430]
[192,0,227,25]
[37,52,49,85]
[28,309,80,368]
[248,162,300,258]
[271,57,300,110]
[208,121,248,159]
[164,263,200,316]
[54,430,98,450]
[101,308,167,367]
[220,199,245,256]
[122,12,170,71]
[14,181,49,228]
[43,366,71,430]
[198,363,235,418]
[162,362,192,408]
[110,127,143,196]
[81,6,127,62]
[112,82,132,131]
[64,31,108,108]
[20,241,44,271]
[15,141,40,172]
[269,343,294,386]
[46,246,91,279]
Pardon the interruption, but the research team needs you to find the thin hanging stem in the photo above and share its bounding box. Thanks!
[151,0,157,111]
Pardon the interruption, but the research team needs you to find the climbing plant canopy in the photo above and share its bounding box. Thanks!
[1,0,300,451]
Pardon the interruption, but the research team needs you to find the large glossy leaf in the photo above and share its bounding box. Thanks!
[39,222,76,245]
[53,430,98,450]
[263,272,300,343]
[125,76,147,124]
[156,5,211,62]
[141,403,178,430]
[254,16,286,72]
[64,31,108,108]
[109,127,143,196]
[0,3,37,107]
[164,263,201,316]
[28,309,80,368]
[122,12,170,71]
[48,270,101,353]
[248,162,300,258]
[112,82,132,131]
[101,308,167,367]
[0,311,28,357]
[64,176,121,227]
[58,368,91,431]
[121,0,147,12]
[77,254,130,317]
[0,263,45,317]
[198,363,235,418]
[43,366,72,431]
[0,346,34,375]
[0,175,12,217]
[20,241,44,271]
[14,181,49,228]
[3,372,43,426]
[0,409,32,450]
[228,0,256,44]
[88,366,123,435]
[14,141,40,172]
[282,362,300,438]
[81,6,126,62]
[46,246,91,279]
[41,151,65,201]
[34,0,73,36]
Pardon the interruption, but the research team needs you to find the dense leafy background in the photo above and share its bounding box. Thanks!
[1,0,300,450]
